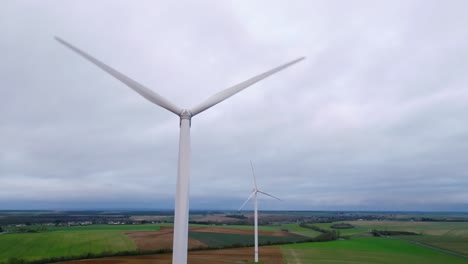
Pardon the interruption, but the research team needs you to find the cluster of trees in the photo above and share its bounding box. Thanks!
[6,226,49,233]
[0,211,147,226]
[330,223,354,229]
[299,223,340,241]
[371,230,419,237]
[188,220,248,225]
[225,214,247,219]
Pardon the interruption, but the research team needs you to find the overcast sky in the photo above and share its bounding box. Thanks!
[1,0,468,211]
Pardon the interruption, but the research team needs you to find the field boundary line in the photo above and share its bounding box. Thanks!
[389,236,468,259]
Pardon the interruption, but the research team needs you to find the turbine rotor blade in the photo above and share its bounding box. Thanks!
[190,57,305,116]
[257,190,281,201]
[239,191,256,211]
[250,160,258,189]
[55,37,182,116]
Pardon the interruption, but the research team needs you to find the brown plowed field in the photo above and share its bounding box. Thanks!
[124,227,206,251]
[59,246,283,264]
[125,226,300,251]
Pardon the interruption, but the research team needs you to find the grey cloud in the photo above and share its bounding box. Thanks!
[1,0,468,211]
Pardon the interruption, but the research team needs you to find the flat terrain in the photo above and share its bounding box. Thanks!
[125,225,306,251]
[125,226,207,251]
[281,237,468,264]
[349,220,468,255]
[57,236,468,264]
[279,223,322,237]
[307,220,468,256]
[0,224,302,262]
[0,230,136,261]
[2,215,468,263]
[399,234,468,255]
[51,224,161,232]
[59,247,284,264]
[350,220,468,236]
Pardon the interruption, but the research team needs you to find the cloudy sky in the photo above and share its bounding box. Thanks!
[1,0,468,211]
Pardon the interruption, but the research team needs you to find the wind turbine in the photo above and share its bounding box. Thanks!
[239,161,281,263]
[55,36,303,264]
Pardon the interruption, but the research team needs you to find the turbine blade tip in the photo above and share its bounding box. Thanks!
[54,36,69,46]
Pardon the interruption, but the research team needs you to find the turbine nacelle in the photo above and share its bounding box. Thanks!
[179,109,193,126]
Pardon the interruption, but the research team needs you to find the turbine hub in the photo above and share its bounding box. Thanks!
[179,109,193,127]
[180,109,192,119]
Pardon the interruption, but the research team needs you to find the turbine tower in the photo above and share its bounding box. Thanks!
[239,161,281,263]
[55,37,303,264]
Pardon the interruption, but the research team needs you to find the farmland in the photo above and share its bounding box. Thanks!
[279,223,322,237]
[281,237,468,264]
[350,220,468,236]
[59,247,284,264]
[305,220,468,256]
[0,223,306,262]
[1,211,468,263]
[0,230,137,261]
[349,220,468,255]
[189,231,306,248]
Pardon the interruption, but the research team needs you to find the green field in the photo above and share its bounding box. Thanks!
[348,220,468,255]
[281,237,468,264]
[399,235,468,255]
[312,222,369,236]
[277,223,322,237]
[304,220,468,255]
[0,224,164,261]
[0,230,136,261]
[349,220,468,236]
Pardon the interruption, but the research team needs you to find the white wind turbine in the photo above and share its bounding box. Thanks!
[55,37,303,264]
[239,161,281,263]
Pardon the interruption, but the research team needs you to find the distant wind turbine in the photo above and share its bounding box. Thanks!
[239,161,281,263]
[55,36,303,264]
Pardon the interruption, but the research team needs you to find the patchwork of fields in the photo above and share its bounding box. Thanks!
[0,224,304,262]
[350,220,468,236]
[1,221,468,263]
